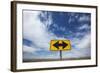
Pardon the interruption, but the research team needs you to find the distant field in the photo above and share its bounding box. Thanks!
[23,57,90,62]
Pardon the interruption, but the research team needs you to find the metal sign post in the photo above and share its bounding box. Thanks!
[60,50,62,60]
[50,40,71,60]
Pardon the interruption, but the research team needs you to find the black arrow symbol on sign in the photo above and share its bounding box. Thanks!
[53,41,68,49]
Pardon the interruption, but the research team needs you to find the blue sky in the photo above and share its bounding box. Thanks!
[23,10,91,61]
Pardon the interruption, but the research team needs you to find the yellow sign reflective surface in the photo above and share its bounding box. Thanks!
[50,40,71,51]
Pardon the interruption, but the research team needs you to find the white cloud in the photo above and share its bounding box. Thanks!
[23,11,56,52]
[63,33,91,58]
[76,33,90,49]
[23,45,60,59]
[59,27,66,31]
[23,45,39,60]
[23,45,39,53]
[68,13,79,24]
[78,15,90,22]
[78,24,90,30]
[23,10,65,56]
[68,16,75,23]
[34,52,60,59]
[39,12,53,28]
[23,10,91,59]
[75,33,91,57]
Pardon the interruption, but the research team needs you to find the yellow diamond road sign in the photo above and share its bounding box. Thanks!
[50,40,71,51]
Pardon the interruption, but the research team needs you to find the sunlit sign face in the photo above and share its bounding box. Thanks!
[50,40,71,51]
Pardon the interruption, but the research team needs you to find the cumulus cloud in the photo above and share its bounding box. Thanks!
[23,45,59,59]
[23,45,38,53]
[23,10,66,60]
[76,33,91,49]
[23,11,56,51]
[23,10,91,60]
[63,33,91,58]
